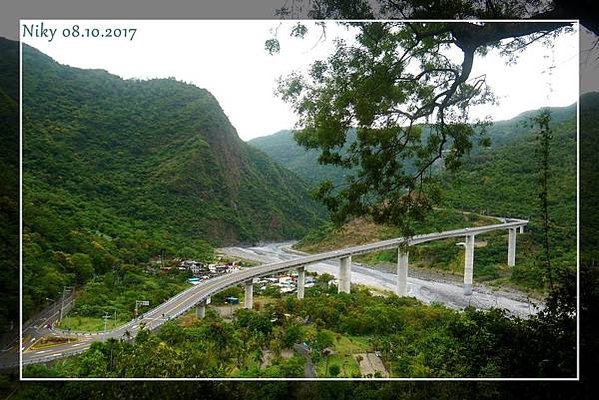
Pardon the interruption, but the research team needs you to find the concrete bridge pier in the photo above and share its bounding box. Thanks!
[244,281,254,309]
[464,235,475,295]
[397,249,409,296]
[196,297,210,319]
[297,266,306,299]
[196,302,206,319]
[338,256,352,293]
[507,228,517,266]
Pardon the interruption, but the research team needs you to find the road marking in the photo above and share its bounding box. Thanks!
[29,337,36,343]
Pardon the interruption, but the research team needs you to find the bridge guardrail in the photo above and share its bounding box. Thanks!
[22,348,88,366]
[25,217,529,364]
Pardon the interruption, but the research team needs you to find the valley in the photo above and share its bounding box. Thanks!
[2,32,580,379]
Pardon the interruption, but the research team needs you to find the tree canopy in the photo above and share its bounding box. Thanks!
[276,0,597,36]
[273,21,572,235]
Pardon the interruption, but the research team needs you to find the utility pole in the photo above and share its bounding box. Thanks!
[59,286,74,322]
[103,313,111,332]
[59,288,66,321]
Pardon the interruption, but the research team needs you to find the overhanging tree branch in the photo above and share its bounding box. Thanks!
[274,21,569,234]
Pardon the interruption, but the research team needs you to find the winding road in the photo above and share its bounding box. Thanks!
[18,218,537,368]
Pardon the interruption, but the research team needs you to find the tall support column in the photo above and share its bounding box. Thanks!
[338,256,352,293]
[397,249,409,296]
[244,281,254,309]
[196,301,206,319]
[196,297,211,319]
[464,235,475,295]
[297,267,306,299]
[508,228,517,266]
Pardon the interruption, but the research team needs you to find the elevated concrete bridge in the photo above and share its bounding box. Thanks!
[21,217,527,367]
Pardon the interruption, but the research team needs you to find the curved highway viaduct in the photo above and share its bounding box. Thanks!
[21,217,527,367]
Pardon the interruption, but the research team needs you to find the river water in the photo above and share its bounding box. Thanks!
[219,242,542,317]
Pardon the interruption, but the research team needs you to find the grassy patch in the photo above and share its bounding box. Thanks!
[333,335,371,354]
[57,315,129,332]
[316,352,361,377]
[315,335,371,377]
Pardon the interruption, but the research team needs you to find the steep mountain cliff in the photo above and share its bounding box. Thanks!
[21,43,324,316]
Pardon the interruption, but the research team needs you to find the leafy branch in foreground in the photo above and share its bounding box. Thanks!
[273,22,570,236]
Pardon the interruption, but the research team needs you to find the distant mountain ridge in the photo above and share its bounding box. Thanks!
[248,103,576,188]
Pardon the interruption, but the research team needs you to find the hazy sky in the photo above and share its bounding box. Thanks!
[21,20,580,141]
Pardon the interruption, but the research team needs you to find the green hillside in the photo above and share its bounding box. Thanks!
[442,112,577,250]
[0,37,19,334]
[440,110,576,289]
[249,129,358,187]
[290,103,577,292]
[21,44,324,317]
[249,105,576,190]
[580,92,599,263]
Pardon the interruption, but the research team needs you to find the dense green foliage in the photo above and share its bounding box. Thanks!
[0,37,19,335]
[21,44,325,318]
[273,22,570,233]
[58,266,190,331]
[249,129,358,188]
[441,111,576,289]
[24,285,575,378]
[580,92,599,263]
[579,93,599,391]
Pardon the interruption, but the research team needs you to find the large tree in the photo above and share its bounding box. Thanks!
[276,0,598,36]
[274,21,572,234]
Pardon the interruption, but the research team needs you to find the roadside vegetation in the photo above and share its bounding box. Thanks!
[55,266,190,332]
[23,279,575,378]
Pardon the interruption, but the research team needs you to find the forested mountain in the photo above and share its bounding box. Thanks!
[249,129,358,188]
[440,108,577,289]
[0,37,19,334]
[249,104,576,189]
[580,92,599,263]
[442,108,577,252]
[20,44,324,317]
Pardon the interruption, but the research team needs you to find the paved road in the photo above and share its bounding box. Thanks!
[1,294,75,370]
[21,218,532,367]
[293,343,316,378]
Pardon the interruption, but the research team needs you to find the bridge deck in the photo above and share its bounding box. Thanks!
[21,218,528,366]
